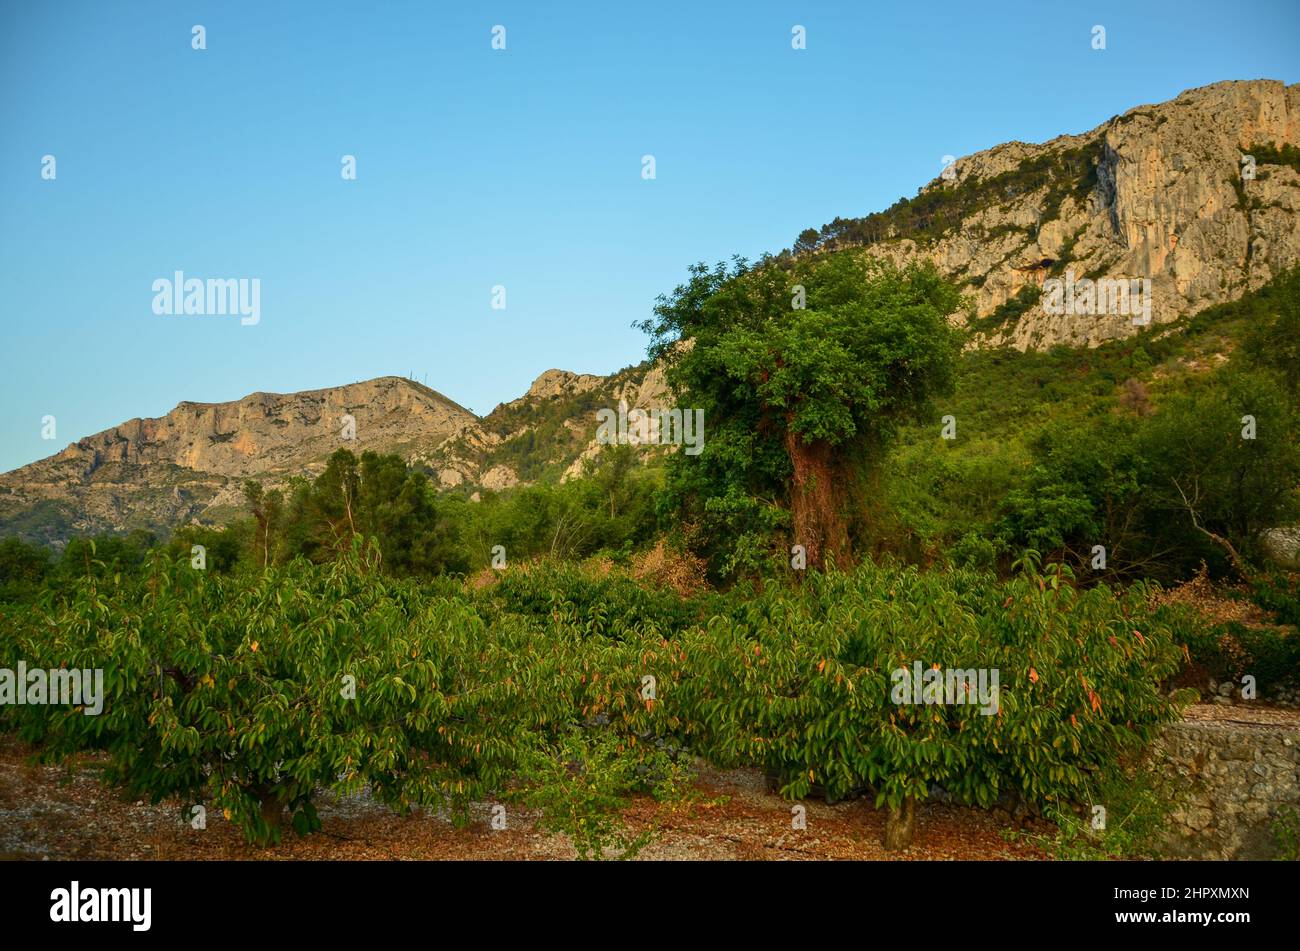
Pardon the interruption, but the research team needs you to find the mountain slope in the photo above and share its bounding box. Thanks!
[799,79,1300,349]
[0,377,479,543]
[0,365,671,543]
[2,80,1297,544]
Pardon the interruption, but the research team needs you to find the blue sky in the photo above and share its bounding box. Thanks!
[1,0,1297,473]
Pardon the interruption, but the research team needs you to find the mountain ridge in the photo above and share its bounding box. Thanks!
[797,78,1300,349]
[4,79,1298,544]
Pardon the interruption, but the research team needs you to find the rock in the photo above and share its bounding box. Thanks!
[851,80,1300,350]
[522,369,604,402]
[0,376,479,543]
[479,465,520,491]
[1261,526,1300,569]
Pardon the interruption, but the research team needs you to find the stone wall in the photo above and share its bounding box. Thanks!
[1154,708,1300,859]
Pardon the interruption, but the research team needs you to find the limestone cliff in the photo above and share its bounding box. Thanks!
[3,80,1297,543]
[810,80,1300,349]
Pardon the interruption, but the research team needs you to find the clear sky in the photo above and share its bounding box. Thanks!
[2,0,1297,473]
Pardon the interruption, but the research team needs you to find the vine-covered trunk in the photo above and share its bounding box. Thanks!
[883,796,916,850]
[784,425,851,571]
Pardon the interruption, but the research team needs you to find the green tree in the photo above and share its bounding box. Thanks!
[1143,370,1300,576]
[641,252,964,573]
[242,481,283,567]
[0,537,52,600]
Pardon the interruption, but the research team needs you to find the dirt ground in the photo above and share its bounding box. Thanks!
[0,736,1046,861]
[10,704,1286,861]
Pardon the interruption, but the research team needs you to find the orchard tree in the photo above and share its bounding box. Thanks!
[640,252,964,573]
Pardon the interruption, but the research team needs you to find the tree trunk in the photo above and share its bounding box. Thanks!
[883,797,916,850]
[259,793,284,839]
[784,425,851,571]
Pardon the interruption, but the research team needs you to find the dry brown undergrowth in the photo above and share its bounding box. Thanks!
[1149,562,1280,629]
[463,540,709,598]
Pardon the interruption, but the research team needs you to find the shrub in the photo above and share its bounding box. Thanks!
[1,542,679,848]
[1179,619,1300,698]
[668,559,1190,847]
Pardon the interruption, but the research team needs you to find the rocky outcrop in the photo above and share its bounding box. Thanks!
[0,377,478,543]
[522,369,603,402]
[840,80,1300,349]
[48,376,477,480]
[0,363,672,542]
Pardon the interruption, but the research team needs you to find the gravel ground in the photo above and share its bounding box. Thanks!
[0,736,1047,861]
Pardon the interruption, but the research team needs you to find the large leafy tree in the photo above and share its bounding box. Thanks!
[1142,370,1300,576]
[640,252,964,573]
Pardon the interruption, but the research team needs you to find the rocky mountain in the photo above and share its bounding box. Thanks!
[0,377,479,543]
[2,79,1297,544]
[0,367,669,544]
[802,79,1300,349]
[413,362,673,492]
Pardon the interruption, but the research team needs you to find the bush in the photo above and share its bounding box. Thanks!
[1179,619,1300,698]
[668,559,1191,847]
[1,542,678,849]
[480,562,697,639]
[0,537,51,601]
[1,540,1198,855]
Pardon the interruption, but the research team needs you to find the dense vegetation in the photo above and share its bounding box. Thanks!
[878,266,1300,585]
[1,544,1196,853]
[640,253,964,573]
[2,253,1297,858]
[790,144,1099,254]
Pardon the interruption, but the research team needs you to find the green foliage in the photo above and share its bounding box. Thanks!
[882,266,1300,581]
[0,543,682,850]
[795,145,1099,252]
[668,560,1190,816]
[515,729,686,860]
[272,450,456,574]
[1141,369,1300,568]
[1241,266,1300,394]
[2,538,1200,855]
[1252,572,1300,628]
[1249,142,1300,175]
[466,364,657,483]
[164,523,247,574]
[480,561,696,640]
[641,251,964,576]
[1013,766,1178,860]
[1178,619,1300,698]
[1270,806,1300,861]
[461,448,662,570]
[0,537,51,600]
[969,283,1041,333]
